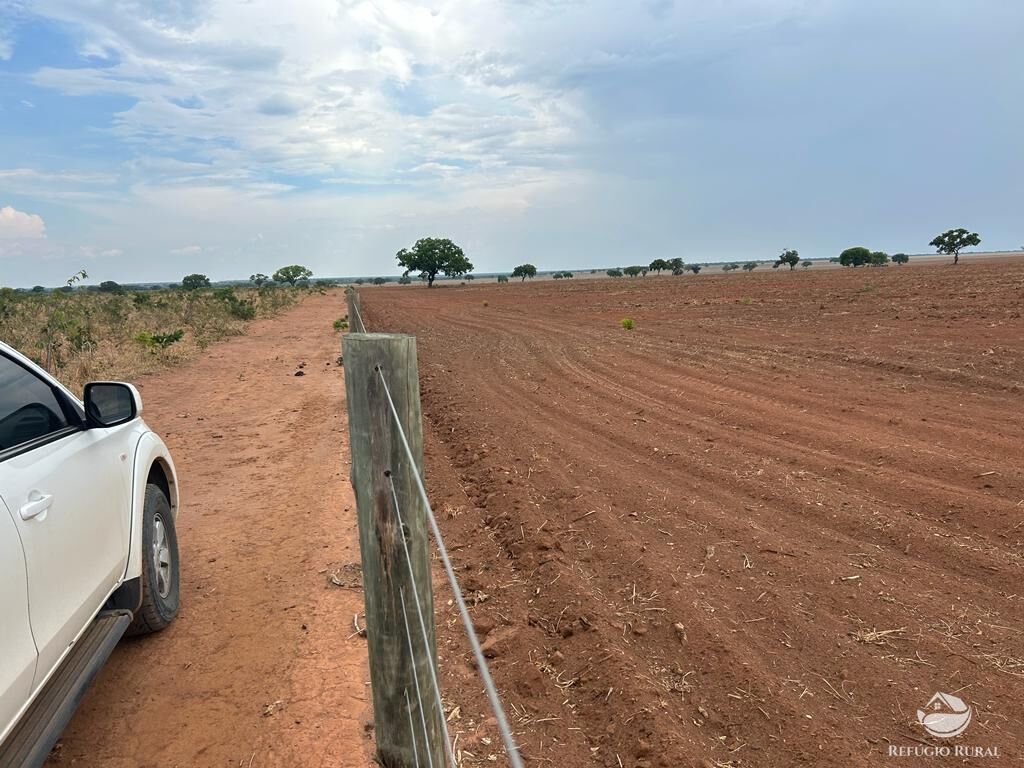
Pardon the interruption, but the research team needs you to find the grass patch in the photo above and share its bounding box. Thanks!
[0,285,302,391]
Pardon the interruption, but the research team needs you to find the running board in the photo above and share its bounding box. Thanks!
[0,609,132,768]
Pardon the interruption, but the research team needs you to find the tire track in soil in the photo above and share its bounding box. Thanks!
[44,293,374,768]
[366,262,1024,768]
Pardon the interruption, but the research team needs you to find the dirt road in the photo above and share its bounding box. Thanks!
[47,292,374,768]
[367,261,1024,767]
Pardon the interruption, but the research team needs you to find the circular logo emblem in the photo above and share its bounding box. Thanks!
[917,692,972,738]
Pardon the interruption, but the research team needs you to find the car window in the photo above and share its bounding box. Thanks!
[0,355,72,451]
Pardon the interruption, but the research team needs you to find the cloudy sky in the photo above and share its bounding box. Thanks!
[0,0,1021,286]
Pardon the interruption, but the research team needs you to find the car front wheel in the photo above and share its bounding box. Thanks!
[127,483,180,636]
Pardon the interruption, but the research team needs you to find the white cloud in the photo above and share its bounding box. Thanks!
[0,205,46,239]
[170,245,202,256]
[0,0,27,60]
[0,168,116,184]
[26,0,586,189]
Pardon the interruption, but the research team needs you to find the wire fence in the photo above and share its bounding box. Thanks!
[346,287,366,333]
[343,288,523,768]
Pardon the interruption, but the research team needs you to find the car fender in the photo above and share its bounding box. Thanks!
[124,431,180,582]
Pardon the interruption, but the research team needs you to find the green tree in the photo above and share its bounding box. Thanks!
[775,248,800,270]
[398,275,413,284]
[497,275,509,283]
[31,285,45,293]
[511,263,537,281]
[668,257,684,274]
[372,277,386,285]
[930,228,980,265]
[250,273,271,287]
[838,247,872,268]
[98,280,123,293]
[742,262,758,272]
[801,261,812,269]
[396,237,472,287]
[686,264,702,274]
[870,251,890,266]
[649,258,670,274]
[273,265,313,286]
[606,269,623,277]
[891,253,909,265]
[623,265,644,277]
[182,273,211,290]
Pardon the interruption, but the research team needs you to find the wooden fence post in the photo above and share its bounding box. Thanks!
[343,333,444,768]
[345,287,365,332]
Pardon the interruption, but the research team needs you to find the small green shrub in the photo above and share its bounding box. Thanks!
[213,287,257,320]
[333,317,349,331]
[135,329,185,351]
[620,317,634,330]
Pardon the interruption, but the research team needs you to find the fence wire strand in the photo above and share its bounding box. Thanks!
[377,366,525,768]
[390,479,458,767]
[403,688,421,768]
[400,587,436,768]
[350,300,365,333]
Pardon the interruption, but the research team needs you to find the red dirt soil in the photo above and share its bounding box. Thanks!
[365,261,1024,767]
[45,293,375,768]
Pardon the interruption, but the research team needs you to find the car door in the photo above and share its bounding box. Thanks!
[0,353,130,690]
[0,496,37,744]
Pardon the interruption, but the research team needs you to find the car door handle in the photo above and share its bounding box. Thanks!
[20,493,53,521]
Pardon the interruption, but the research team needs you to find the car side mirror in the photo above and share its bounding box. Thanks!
[83,382,142,428]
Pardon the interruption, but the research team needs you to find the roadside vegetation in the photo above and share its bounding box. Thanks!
[1,268,315,391]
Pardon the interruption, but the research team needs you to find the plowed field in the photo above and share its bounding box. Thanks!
[365,260,1024,767]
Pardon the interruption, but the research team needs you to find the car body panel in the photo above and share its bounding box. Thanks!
[124,432,179,582]
[0,497,37,748]
[0,424,133,688]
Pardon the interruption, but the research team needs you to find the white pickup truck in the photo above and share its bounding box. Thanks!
[0,342,181,767]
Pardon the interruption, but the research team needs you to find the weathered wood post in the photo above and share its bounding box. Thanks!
[345,287,365,333]
[343,333,444,767]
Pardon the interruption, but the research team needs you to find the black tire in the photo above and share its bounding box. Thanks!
[126,483,180,636]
